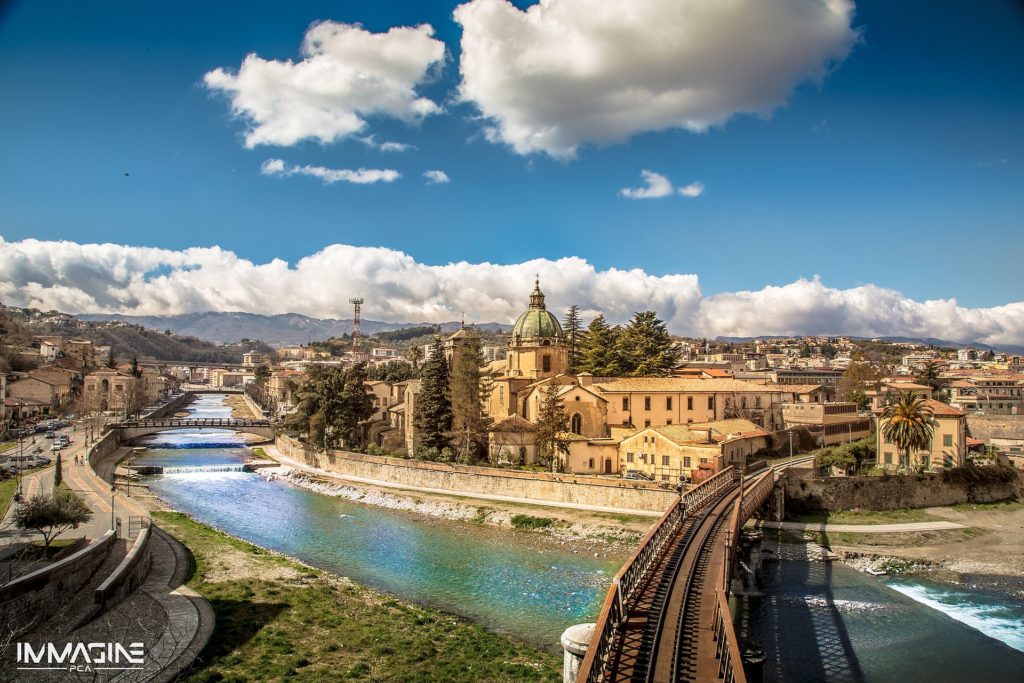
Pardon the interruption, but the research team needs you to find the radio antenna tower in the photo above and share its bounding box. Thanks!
[349,297,364,353]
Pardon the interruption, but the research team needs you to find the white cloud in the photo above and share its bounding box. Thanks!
[261,158,399,185]
[3,238,1023,347]
[423,169,451,184]
[204,21,446,148]
[359,135,416,152]
[621,170,673,199]
[678,182,704,198]
[620,171,702,199]
[454,0,859,158]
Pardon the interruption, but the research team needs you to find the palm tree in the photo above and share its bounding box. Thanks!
[406,345,424,370]
[880,391,936,472]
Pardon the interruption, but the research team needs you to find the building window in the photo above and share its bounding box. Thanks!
[627,452,634,462]
[644,396,651,411]
[884,452,892,464]
[943,434,953,447]
[662,475,670,481]
[708,396,714,410]
[687,396,693,410]
[622,397,630,410]
[644,420,651,428]
[499,386,504,405]
[542,355,551,372]
[921,455,930,468]
[589,458,595,469]
[667,397,673,410]
[571,413,583,435]
[641,453,647,463]
[667,419,673,425]
[662,455,670,466]
[684,456,691,468]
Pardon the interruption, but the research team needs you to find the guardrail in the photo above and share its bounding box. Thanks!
[713,589,747,683]
[578,467,735,683]
[114,418,271,428]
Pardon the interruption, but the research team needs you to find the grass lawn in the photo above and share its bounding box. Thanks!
[787,507,935,525]
[949,499,1024,513]
[0,467,46,515]
[0,441,18,454]
[153,510,561,682]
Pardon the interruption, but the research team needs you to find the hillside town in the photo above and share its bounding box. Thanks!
[6,282,1022,482]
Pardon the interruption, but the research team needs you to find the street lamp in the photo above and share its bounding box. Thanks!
[110,485,116,532]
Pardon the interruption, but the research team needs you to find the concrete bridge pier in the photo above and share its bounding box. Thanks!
[560,623,594,683]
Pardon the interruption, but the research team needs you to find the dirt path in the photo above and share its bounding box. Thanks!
[829,502,1024,577]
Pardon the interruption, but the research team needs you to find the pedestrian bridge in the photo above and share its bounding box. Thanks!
[110,418,275,441]
[577,464,779,683]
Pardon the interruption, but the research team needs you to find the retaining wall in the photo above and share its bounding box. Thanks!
[276,435,678,512]
[94,524,152,612]
[781,466,1022,513]
[0,531,116,635]
[143,392,193,419]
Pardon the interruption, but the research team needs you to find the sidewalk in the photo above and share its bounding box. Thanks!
[756,519,965,534]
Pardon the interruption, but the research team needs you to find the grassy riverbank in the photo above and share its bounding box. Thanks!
[153,510,562,682]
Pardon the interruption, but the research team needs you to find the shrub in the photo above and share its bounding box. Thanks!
[510,514,555,530]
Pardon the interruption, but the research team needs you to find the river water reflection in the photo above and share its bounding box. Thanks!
[136,394,624,646]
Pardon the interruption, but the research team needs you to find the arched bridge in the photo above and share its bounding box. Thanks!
[577,463,780,683]
[110,418,275,441]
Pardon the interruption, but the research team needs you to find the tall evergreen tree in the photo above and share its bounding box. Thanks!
[615,311,678,376]
[535,384,571,470]
[414,337,453,453]
[106,348,117,369]
[577,315,621,376]
[449,331,488,463]
[914,360,943,394]
[563,305,584,373]
[128,355,143,378]
[53,453,63,490]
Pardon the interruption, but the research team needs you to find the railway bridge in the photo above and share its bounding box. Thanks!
[575,463,783,683]
[109,417,275,441]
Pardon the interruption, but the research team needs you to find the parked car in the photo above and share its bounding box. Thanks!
[33,455,52,466]
[622,470,653,481]
[50,441,64,452]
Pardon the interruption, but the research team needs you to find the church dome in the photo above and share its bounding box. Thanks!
[511,279,563,341]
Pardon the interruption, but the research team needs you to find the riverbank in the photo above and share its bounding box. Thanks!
[256,462,647,555]
[152,509,563,682]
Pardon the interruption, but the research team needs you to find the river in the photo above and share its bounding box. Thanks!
[134,394,623,647]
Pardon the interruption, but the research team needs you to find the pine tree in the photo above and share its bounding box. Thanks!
[129,355,143,378]
[578,315,622,376]
[563,305,583,373]
[106,348,117,369]
[285,364,374,451]
[414,337,453,454]
[615,311,678,376]
[535,384,570,470]
[449,331,488,463]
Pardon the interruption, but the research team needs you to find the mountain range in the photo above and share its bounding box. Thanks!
[79,312,512,346]
[715,335,1024,356]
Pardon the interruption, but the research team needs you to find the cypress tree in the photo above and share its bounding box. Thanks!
[53,453,63,490]
[449,330,488,463]
[535,384,570,470]
[414,337,453,453]
[563,305,583,373]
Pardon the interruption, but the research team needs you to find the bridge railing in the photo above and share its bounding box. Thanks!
[578,466,735,683]
[713,589,747,683]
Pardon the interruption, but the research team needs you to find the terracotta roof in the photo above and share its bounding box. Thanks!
[488,414,539,432]
[594,378,781,393]
[922,399,966,417]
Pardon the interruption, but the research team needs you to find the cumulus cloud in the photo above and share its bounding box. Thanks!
[204,21,446,148]
[454,0,859,158]
[3,238,1023,346]
[359,135,416,152]
[620,171,702,199]
[261,158,399,185]
[678,182,705,198]
[423,169,451,184]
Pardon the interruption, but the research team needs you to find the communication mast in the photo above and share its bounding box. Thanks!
[349,297,364,354]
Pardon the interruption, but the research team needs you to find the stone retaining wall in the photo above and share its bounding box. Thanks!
[94,524,153,612]
[143,392,193,419]
[0,530,116,635]
[781,466,1022,513]
[276,435,678,513]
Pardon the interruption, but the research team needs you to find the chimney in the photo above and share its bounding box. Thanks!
[577,372,593,387]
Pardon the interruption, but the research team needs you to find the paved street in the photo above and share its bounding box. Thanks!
[756,519,965,534]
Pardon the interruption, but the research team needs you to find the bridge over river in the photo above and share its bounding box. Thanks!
[110,417,275,440]
[576,462,786,683]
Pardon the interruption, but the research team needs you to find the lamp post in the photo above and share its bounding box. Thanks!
[110,485,116,532]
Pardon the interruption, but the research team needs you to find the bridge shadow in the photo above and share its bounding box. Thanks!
[741,528,865,683]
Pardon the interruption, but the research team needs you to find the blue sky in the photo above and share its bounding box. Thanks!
[1,1,1022,343]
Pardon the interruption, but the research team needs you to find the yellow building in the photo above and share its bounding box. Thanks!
[877,399,967,471]
[618,419,770,483]
[781,402,872,446]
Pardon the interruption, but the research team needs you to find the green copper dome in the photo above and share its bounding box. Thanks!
[511,279,564,341]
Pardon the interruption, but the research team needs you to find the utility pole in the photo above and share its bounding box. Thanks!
[788,429,794,460]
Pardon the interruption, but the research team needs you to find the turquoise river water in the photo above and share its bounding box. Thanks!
[138,395,1024,677]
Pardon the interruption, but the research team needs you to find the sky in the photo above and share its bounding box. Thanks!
[1,1,1023,345]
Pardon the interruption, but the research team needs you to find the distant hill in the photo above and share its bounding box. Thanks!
[715,335,1024,356]
[79,312,512,346]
